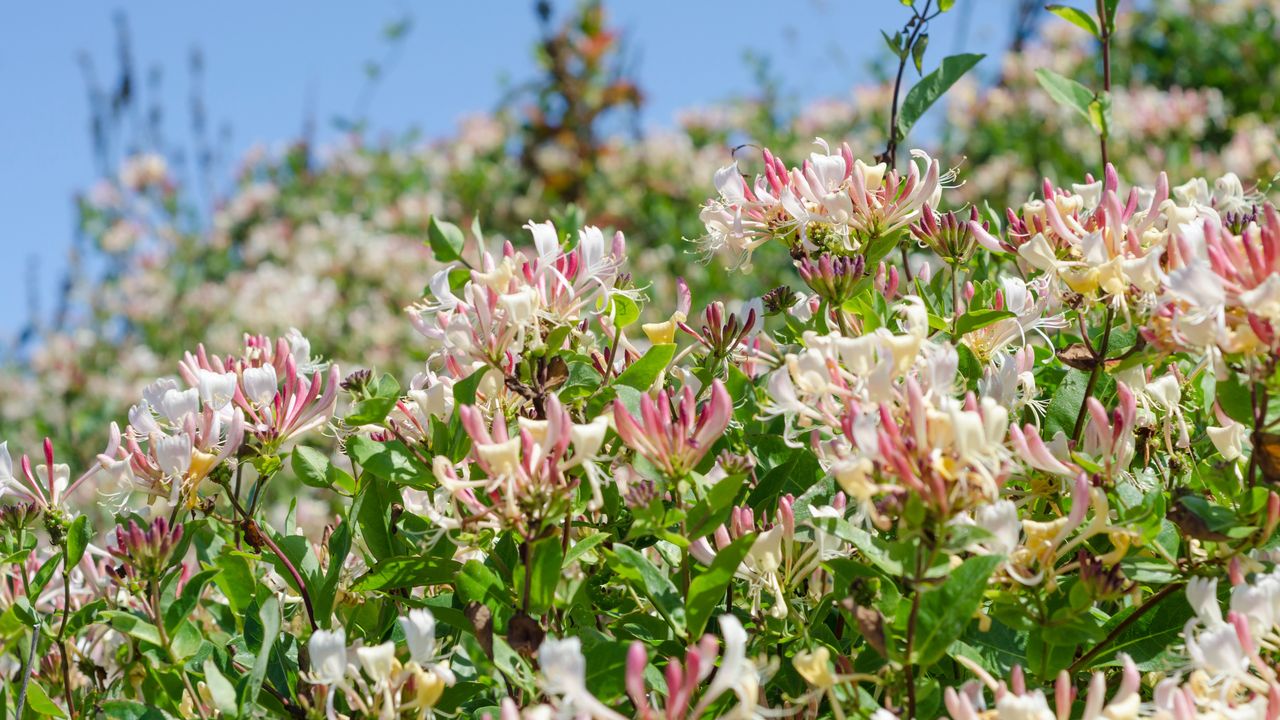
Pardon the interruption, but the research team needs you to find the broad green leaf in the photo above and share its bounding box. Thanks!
[243,595,280,709]
[607,294,642,328]
[202,658,239,716]
[457,560,514,616]
[100,610,163,646]
[1088,91,1112,136]
[427,216,465,262]
[521,537,564,615]
[953,308,1015,336]
[452,368,487,406]
[898,53,985,136]
[1045,370,1089,438]
[912,555,1002,667]
[292,446,334,488]
[1034,68,1096,121]
[23,679,67,718]
[352,555,463,592]
[563,531,609,567]
[347,437,431,489]
[98,701,167,720]
[911,33,929,75]
[1086,590,1192,671]
[66,514,92,569]
[686,534,755,638]
[614,343,676,391]
[609,545,687,637]
[686,472,749,540]
[939,0,955,9]
[166,568,222,633]
[1046,4,1100,36]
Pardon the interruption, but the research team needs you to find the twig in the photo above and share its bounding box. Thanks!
[1073,305,1115,442]
[1067,582,1184,674]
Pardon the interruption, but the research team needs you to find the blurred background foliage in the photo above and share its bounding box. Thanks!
[2,0,1278,467]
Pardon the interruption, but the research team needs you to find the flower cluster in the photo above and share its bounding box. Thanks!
[4,1,1280,717]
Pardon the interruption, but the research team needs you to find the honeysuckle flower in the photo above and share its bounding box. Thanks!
[538,637,625,720]
[308,628,349,686]
[612,379,731,479]
[356,641,398,684]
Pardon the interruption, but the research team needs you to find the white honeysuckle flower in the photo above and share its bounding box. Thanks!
[1208,420,1251,461]
[355,641,397,684]
[128,401,162,436]
[157,387,199,424]
[1240,274,1280,323]
[154,434,193,477]
[399,609,437,665]
[538,637,625,720]
[0,441,12,484]
[142,377,182,409]
[1187,576,1224,627]
[308,628,349,686]
[242,365,279,405]
[692,614,759,717]
[994,689,1055,720]
[197,369,238,410]
[1186,621,1248,676]
[1230,572,1280,638]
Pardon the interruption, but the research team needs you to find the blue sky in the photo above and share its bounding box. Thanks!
[0,1,1020,335]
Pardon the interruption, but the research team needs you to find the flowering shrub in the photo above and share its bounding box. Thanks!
[6,1,1280,718]
[5,126,1280,716]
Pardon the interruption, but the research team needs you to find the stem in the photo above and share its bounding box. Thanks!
[903,543,928,719]
[152,582,209,720]
[57,556,76,718]
[1247,360,1274,486]
[1073,305,1115,442]
[257,526,320,632]
[949,263,961,319]
[1095,0,1112,173]
[14,544,37,720]
[882,0,934,168]
[1067,582,1184,674]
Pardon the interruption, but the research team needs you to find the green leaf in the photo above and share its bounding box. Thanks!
[100,610,163,646]
[427,216,466,262]
[352,555,463,592]
[911,33,929,75]
[98,701,167,720]
[1086,590,1193,671]
[202,658,239,716]
[912,555,1001,667]
[1045,370,1089,438]
[452,368,486,407]
[607,294,642,328]
[1046,4,1100,36]
[292,446,334,489]
[23,679,67,718]
[897,53,984,136]
[938,0,955,9]
[66,514,92,569]
[614,343,676,391]
[522,537,564,615]
[347,436,431,489]
[563,531,609,567]
[457,560,514,616]
[686,534,755,638]
[609,545,687,638]
[1088,91,1112,136]
[686,472,749,540]
[243,595,280,710]
[1034,68,1096,121]
[953,308,1015,336]
[166,568,221,633]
